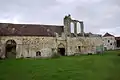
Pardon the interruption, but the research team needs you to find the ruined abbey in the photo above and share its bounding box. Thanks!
[0,15,104,58]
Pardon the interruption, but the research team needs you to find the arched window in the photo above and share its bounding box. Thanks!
[36,51,41,56]
[70,22,74,33]
[77,22,81,33]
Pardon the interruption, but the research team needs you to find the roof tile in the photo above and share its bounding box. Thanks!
[0,23,64,37]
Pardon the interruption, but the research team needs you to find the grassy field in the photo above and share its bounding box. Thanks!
[0,50,120,80]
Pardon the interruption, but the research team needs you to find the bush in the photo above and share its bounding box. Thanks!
[74,53,80,56]
[0,57,5,60]
[117,53,120,56]
[51,52,60,58]
[0,57,2,60]
[19,54,24,59]
[88,53,92,55]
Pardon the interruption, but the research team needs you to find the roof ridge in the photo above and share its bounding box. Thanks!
[0,22,63,27]
[103,32,114,37]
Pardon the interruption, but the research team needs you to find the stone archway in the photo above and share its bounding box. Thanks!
[5,40,17,58]
[58,43,65,56]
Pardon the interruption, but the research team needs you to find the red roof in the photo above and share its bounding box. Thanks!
[103,33,114,37]
[0,23,64,37]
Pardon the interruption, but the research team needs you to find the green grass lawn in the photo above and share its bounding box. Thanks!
[0,50,120,80]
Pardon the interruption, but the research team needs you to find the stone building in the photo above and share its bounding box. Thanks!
[0,15,104,59]
[103,33,116,50]
[103,32,120,50]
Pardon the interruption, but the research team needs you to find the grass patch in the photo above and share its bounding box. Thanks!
[0,50,120,80]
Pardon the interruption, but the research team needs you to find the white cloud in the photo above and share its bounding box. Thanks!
[0,0,120,35]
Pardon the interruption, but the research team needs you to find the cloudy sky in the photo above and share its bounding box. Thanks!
[0,0,120,36]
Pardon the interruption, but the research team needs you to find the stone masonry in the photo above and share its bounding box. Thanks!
[0,14,104,58]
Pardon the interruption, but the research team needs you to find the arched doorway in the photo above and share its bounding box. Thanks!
[58,43,65,56]
[5,40,17,58]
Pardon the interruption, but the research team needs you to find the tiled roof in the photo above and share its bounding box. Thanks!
[103,33,114,37]
[0,23,64,37]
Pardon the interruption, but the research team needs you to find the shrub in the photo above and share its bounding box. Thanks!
[0,57,2,60]
[0,57,5,60]
[117,53,120,56]
[51,52,60,58]
[88,53,92,55]
[19,54,24,59]
[74,53,80,56]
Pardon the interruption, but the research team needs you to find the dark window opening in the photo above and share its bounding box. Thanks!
[110,43,112,45]
[78,46,81,52]
[36,51,41,56]
[67,34,70,37]
[108,40,110,43]
[52,48,55,52]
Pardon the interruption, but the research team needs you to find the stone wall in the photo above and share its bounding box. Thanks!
[0,36,104,58]
[65,37,103,55]
[103,37,116,50]
[0,36,56,58]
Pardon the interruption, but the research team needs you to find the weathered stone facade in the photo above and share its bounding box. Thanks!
[0,14,104,58]
[103,36,116,50]
[103,33,120,50]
